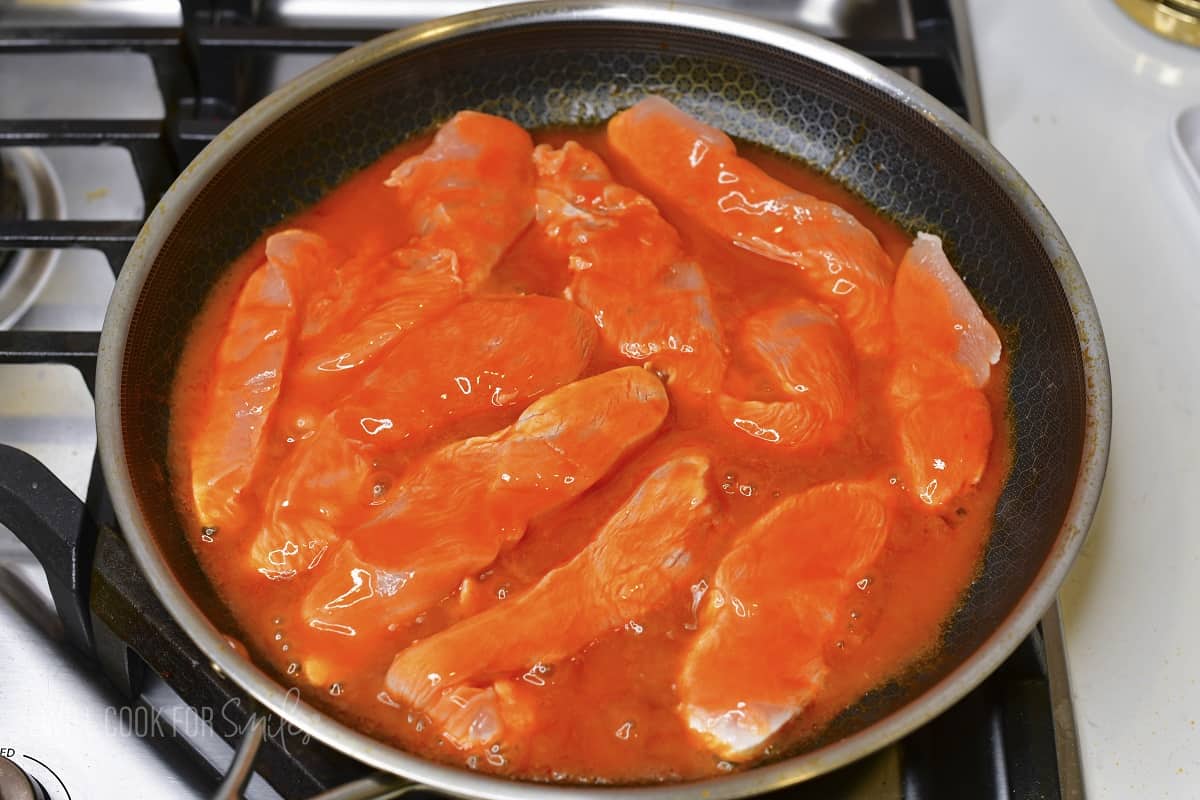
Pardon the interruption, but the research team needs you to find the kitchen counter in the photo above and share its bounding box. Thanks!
[968,0,1200,795]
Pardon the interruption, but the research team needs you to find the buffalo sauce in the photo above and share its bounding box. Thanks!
[169,126,1011,783]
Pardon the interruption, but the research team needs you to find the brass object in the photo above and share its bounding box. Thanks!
[1115,0,1200,46]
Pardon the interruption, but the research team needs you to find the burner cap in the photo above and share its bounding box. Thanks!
[0,148,65,330]
[0,755,47,800]
[1115,0,1200,46]
[0,160,24,279]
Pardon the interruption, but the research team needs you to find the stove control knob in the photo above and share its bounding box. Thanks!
[0,757,46,800]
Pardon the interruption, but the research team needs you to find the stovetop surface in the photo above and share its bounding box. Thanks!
[0,2,1068,798]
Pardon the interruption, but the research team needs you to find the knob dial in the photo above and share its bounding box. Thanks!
[0,757,46,800]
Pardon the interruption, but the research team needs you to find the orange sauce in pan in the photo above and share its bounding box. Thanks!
[169,126,1011,783]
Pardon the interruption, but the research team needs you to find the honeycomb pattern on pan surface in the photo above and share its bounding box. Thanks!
[120,21,1085,763]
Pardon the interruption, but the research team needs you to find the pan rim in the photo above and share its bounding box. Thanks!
[95,2,1112,797]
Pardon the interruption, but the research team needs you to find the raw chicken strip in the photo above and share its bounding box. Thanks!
[250,423,367,581]
[332,296,596,450]
[888,354,993,509]
[189,229,330,529]
[300,367,670,637]
[267,227,336,279]
[386,111,535,290]
[607,96,894,356]
[287,246,464,406]
[717,299,855,449]
[888,234,999,508]
[251,296,598,579]
[532,141,726,393]
[385,454,716,750]
[891,232,1000,388]
[679,482,890,760]
[279,112,536,403]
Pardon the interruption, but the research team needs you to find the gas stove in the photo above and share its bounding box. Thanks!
[0,2,1079,798]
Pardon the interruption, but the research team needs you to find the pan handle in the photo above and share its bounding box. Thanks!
[211,717,421,800]
[0,443,432,797]
[308,776,422,800]
[0,442,97,652]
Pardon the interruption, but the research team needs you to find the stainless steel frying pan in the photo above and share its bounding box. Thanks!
[94,3,1111,798]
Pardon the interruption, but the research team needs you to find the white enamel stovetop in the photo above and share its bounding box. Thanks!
[967,0,1200,795]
